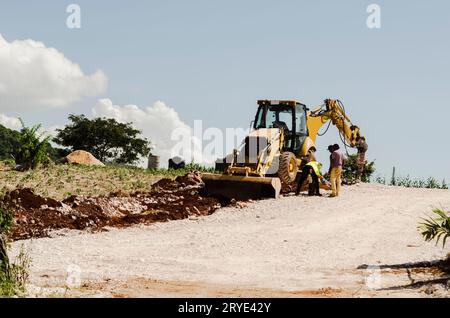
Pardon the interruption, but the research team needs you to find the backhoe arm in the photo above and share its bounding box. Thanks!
[307,99,363,148]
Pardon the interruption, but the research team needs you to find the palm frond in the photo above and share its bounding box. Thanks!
[419,208,450,247]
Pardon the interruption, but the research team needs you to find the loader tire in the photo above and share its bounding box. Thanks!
[278,152,298,185]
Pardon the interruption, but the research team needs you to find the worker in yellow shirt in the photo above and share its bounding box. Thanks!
[296,160,323,196]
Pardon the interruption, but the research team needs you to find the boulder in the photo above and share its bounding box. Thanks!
[65,150,104,166]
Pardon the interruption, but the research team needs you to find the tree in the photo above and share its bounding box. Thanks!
[14,120,51,170]
[53,115,151,165]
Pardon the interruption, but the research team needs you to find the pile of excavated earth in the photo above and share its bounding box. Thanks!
[4,172,240,241]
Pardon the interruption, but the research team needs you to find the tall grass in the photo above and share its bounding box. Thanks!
[375,167,448,189]
[146,162,217,177]
[389,176,447,189]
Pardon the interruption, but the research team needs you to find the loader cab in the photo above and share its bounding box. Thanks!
[254,100,308,155]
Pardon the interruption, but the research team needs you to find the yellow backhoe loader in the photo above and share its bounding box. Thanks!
[202,99,365,200]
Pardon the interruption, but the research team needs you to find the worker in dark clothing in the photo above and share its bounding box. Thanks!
[326,145,334,176]
[296,161,323,196]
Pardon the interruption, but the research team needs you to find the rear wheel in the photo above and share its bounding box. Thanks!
[278,152,298,185]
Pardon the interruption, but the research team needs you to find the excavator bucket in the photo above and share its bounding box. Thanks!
[201,173,282,201]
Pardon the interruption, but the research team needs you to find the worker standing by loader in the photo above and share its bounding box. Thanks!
[355,137,368,182]
[328,144,345,197]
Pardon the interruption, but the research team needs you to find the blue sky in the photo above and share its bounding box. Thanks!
[0,1,449,181]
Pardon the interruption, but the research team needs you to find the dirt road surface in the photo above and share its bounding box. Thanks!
[11,183,450,297]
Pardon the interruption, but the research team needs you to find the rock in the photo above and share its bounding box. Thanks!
[424,285,436,295]
[236,202,246,209]
[65,150,104,166]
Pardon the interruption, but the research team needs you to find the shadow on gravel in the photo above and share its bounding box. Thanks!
[358,257,450,291]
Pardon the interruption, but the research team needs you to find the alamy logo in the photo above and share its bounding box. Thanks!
[366,4,381,29]
[365,265,382,289]
[66,264,82,288]
[66,4,81,29]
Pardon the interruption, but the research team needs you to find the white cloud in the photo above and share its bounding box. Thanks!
[0,34,107,111]
[42,125,63,139]
[92,99,208,167]
[0,113,21,130]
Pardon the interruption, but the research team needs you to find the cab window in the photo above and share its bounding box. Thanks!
[295,105,307,136]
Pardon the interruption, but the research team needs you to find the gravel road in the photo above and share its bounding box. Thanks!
[12,183,450,297]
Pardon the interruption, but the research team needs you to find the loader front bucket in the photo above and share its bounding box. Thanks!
[201,173,282,201]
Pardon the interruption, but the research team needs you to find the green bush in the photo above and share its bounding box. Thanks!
[0,245,30,297]
[0,204,13,234]
[0,203,30,297]
[0,125,21,161]
[419,208,450,248]
[0,123,67,164]
[15,120,51,170]
[342,154,375,183]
